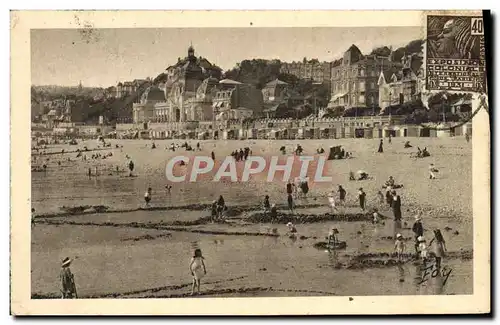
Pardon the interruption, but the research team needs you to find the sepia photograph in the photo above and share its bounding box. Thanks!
[10,10,490,315]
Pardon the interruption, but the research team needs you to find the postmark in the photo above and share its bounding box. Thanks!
[425,14,486,93]
[417,90,486,131]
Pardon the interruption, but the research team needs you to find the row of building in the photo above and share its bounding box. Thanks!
[126,45,436,126]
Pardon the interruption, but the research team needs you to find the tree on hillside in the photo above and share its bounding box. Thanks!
[370,46,392,57]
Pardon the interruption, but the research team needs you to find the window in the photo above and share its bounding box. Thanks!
[371,82,376,89]
[352,82,356,91]
[360,69,365,77]
[371,70,377,77]
[358,95,365,104]
[359,81,365,91]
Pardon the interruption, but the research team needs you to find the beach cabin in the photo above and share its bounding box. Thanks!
[223,129,236,140]
[399,125,419,137]
[419,127,431,137]
[363,128,374,139]
[437,128,452,137]
[247,128,258,139]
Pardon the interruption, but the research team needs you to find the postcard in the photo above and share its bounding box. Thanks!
[10,10,490,315]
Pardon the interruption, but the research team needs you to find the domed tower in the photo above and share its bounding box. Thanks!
[188,44,196,62]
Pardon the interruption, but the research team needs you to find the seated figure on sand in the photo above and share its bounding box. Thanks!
[356,170,369,180]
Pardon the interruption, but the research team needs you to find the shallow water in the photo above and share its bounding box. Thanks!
[31,138,473,297]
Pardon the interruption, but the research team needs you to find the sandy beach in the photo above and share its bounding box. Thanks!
[31,137,473,298]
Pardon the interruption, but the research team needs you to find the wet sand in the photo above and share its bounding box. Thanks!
[31,138,472,298]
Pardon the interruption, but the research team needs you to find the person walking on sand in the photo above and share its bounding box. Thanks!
[286,179,294,197]
[338,185,347,207]
[392,190,402,221]
[144,187,152,207]
[60,257,77,299]
[412,215,424,254]
[216,195,225,219]
[358,188,366,211]
[88,167,92,179]
[377,191,385,205]
[270,204,278,219]
[429,229,447,271]
[378,139,384,153]
[394,234,406,262]
[128,160,134,177]
[328,190,337,213]
[287,193,294,214]
[263,195,271,214]
[211,151,215,161]
[429,163,438,179]
[385,186,393,207]
[210,200,218,222]
[189,249,207,296]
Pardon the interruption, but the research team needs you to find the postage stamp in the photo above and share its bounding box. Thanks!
[425,14,486,93]
[10,10,490,316]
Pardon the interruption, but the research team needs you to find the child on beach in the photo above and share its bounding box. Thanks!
[144,187,152,207]
[287,193,294,214]
[377,191,384,205]
[417,236,428,266]
[189,249,207,295]
[328,227,339,247]
[263,195,271,214]
[429,229,447,271]
[429,163,438,179]
[286,222,297,236]
[394,234,406,261]
[211,200,218,222]
[327,191,336,213]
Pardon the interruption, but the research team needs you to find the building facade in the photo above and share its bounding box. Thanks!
[280,60,331,85]
[116,79,149,98]
[132,86,166,123]
[378,54,424,112]
[213,80,263,121]
[328,45,402,110]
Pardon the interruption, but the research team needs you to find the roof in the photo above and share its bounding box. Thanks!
[331,93,348,101]
[142,86,165,101]
[263,102,286,112]
[219,79,242,85]
[265,79,288,87]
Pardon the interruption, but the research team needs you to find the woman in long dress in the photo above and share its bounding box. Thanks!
[189,249,207,295]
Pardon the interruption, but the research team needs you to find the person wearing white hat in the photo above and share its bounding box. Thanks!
[269,203,278,219]
[394,234,406,261]
[60,257,77,299]
[286,222,297,235]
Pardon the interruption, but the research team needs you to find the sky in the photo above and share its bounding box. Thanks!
[31,27,421,88]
